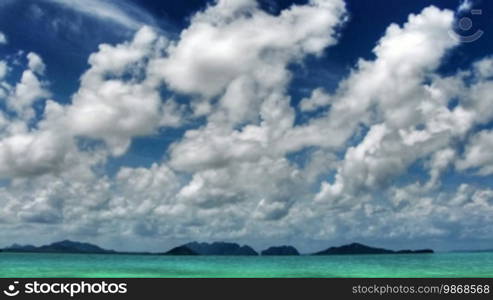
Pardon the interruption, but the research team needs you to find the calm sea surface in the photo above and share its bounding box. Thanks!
[0,252,492,278]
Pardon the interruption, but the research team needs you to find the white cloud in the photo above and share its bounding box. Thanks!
[0,52,103,180]
[299,88,332,112]
[163,16,354,225]
[0,130,71,178]
[457,130,493,175]
[0,26,182,179]
[7,54,50,120]
[177,156,306,220]
[474,57,493,79]
[463,79,493,124]
[149,0,346,101]
[9,73,50,120]
[27,52,46,75]
[65,26,180,156]
[166,0,347,173]
[315,6,463,202]
[39,0,156,30]
[426,148,456,189]
[458,0,473,13]
[0,61,7,80]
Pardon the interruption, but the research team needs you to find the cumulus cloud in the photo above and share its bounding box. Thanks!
[299,88,332,112]
[176,156,306,220]
[457,130,493,175]
[65,26,181,156]
[164,0,348,219]
[0,31,7,44]
[314,6,465,202]
[0,53,73,179]
[7,56,50,120]
[167,0,347,176]
[0,130,71,178]
[457,0,473,13]
[0,50,108,180]
[27,52,46,75]
[149,0,346,105]
[474,57,493,78]
[0,25,180,178]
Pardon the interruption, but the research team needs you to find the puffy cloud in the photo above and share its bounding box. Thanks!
[0,54,75,179]
[116,163,181,207]
[0,61,7,80]
[458,0,473,13]
[0,129,72,178]
[1,53,48,117]
[27,52,46,75]
[328,6,457,131]
[0,100,100,180]
[457,130,493,175]
[388,183,493,240]
[474,57,493,79]
[0,26,182,179]
[276,7,462,161]
[426,148,456,189]
[314,6,467,202]
[10,70,48,112]
[167,0,347,176]
[149,0,346,101]
[169,124,268,172]
[463,75,493,124]
[299,88,332,112]
[0,52,104,179]
[65,26,181,156]
[176,156,306,220]
[0,61,9,102]
[0,31,6,44]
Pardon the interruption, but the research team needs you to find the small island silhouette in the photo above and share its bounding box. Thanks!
[1,240,434,256]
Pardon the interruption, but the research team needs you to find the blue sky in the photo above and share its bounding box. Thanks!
[0,0,492,252]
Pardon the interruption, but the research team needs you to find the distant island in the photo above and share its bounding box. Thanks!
[261,246,300,256]
[3,240,116,254]
[164,245,198,256]
[1,240,434,256]
[313,243,434,255]
[164,242,258,256]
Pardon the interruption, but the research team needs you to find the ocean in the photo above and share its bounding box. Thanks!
[0,252,492,278]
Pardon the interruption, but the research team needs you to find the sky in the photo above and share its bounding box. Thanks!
[0,0,492,253]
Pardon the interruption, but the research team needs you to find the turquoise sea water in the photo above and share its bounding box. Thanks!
[0,252,492,278]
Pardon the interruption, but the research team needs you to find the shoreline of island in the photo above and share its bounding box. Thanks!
[0,240,437,256]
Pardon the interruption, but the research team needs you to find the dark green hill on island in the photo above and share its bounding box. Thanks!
[261,246,300,256]
[313,243,433,255]
[3,240,116,254]
[164,245,198,255]
[165,242,258,256]
[4,244,38,252]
